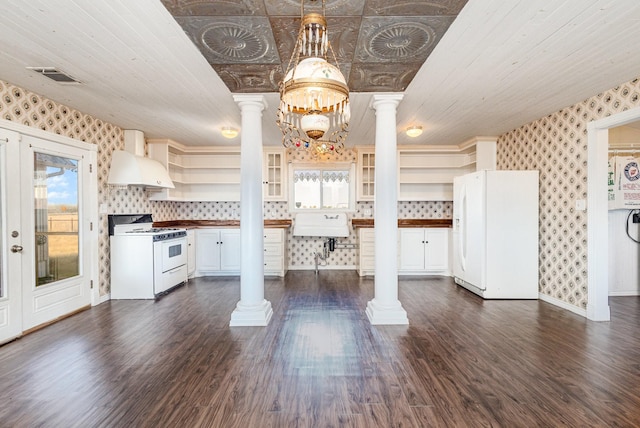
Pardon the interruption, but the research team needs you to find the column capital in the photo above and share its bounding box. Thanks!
[369,93,404,110]
[233,94,268,111]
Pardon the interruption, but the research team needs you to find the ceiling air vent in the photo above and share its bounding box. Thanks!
[26,67,81,84]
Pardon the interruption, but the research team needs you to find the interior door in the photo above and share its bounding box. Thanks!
[19,134,92,331]
[0,129,22,344]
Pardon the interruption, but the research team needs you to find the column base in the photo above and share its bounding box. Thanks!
[365,298,408,325]
[230,299,273,327]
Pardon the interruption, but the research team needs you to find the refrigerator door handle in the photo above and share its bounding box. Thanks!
[459,183,467,272]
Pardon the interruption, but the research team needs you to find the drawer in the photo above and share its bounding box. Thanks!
[361,256,375,271]
[264,229,283,243]
[264,243,282,257]
[156,264,187,294]
[360,228,375,242]
[264,256,283,271]
[360,243,375,257]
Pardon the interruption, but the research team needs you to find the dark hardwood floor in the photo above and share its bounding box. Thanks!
[1,272,639,427]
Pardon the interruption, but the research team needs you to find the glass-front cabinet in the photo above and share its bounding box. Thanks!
[357,146,375,201]
[263,148,286,201]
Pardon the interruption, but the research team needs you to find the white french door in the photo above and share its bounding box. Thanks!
[0,123,96,343]
[0,129,22,343]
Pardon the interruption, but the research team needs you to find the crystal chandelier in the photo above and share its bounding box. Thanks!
[277,0,350,155]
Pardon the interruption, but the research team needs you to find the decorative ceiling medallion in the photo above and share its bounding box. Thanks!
[202,23,267,62]
[369,23,434,60]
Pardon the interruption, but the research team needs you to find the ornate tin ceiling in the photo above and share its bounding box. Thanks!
[161,0,468,93]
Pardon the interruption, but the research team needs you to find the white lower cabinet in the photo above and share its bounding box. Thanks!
[194,227,288,277]
[195,228,241,276]
[357,228,376,276]
[187,229,196,278]
[263,228,288,277]
[399,228,450,274]
[358,227,450,276]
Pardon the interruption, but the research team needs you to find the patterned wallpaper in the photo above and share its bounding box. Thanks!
[497,77,640,310]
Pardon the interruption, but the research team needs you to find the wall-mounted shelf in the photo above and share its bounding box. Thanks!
[148,139,242,202]
[355,142,485,202]
[397,149,476,201]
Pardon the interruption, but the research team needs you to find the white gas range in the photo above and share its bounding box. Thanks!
[109,214,187,299]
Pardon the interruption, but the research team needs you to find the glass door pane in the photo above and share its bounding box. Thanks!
[33,153,79,286]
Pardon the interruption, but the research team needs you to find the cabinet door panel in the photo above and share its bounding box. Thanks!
[425,229,449,271]
[399,229,426,270]
[263,149,286,201]
[195,230,221,271]
[220,229,241,271]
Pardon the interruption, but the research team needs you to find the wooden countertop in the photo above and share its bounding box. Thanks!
[351,218,452,228]
[154,218,449,229]
[153,219,292,228]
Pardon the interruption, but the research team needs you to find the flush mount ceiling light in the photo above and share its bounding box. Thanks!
[276,0,350,156]
[406,125,423,138]
[221,127,238,139]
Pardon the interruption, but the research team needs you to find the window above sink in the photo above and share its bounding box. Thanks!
[289,162,356,213]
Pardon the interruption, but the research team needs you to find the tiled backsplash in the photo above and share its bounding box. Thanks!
[155,200,452,269]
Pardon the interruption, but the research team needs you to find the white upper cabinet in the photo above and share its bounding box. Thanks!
[148,140,287,202]
[356,146,375,201]
[263,148,286,201]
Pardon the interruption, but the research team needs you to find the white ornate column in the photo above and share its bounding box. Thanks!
[366,93,408,325]
[230,94,273,327]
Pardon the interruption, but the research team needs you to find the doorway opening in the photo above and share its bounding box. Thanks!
[587,105,640,321]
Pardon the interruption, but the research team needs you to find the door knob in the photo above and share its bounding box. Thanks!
[11,245,23,253]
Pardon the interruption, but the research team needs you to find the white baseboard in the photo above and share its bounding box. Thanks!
[539,293,587,317]
[609,290,640,296]
[97,293,111,305]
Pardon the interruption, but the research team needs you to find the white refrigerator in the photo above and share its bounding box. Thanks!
[452,170,539,299]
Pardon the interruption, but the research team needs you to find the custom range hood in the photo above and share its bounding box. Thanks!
[107,130,174,189]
